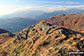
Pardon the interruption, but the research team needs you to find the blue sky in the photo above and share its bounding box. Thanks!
[0,0,84,16]
[0,0,83,6]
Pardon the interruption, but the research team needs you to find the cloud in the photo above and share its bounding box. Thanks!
[0,5,35,16]
[0,5,84,16]
[46,5,84,11]
[39,1,80,4]
[65,2,80,4]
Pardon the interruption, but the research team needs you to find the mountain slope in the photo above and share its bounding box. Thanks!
[0,29,14,44]
[0,22,84,56]
[41,13,84,32]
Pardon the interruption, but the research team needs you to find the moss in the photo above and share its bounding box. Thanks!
[12,47,23,56]
[16,47,23,53]
[32,50,40,56]
[13,49,18,56]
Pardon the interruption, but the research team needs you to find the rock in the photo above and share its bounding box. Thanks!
[0,22,84,56]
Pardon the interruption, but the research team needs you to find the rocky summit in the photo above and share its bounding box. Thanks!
[0,22,84,56]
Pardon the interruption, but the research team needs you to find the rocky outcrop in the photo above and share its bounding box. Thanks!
[0,22,84,56]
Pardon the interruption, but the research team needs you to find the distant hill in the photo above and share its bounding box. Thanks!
[0,18,38,33]
[41,13,84,32]
[0,29,14,44]
[0,29,11,34]
[0,22,84,56]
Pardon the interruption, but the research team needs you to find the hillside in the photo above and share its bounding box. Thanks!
[41,13,84,32]
[0,22,84,56]
[0,29,14,44]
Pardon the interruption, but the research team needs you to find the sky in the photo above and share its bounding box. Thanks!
[0,0,84,16]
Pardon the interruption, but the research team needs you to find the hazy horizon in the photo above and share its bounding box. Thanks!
[0,0,84,16]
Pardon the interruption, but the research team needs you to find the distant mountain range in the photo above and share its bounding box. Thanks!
[0,8,84,32]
